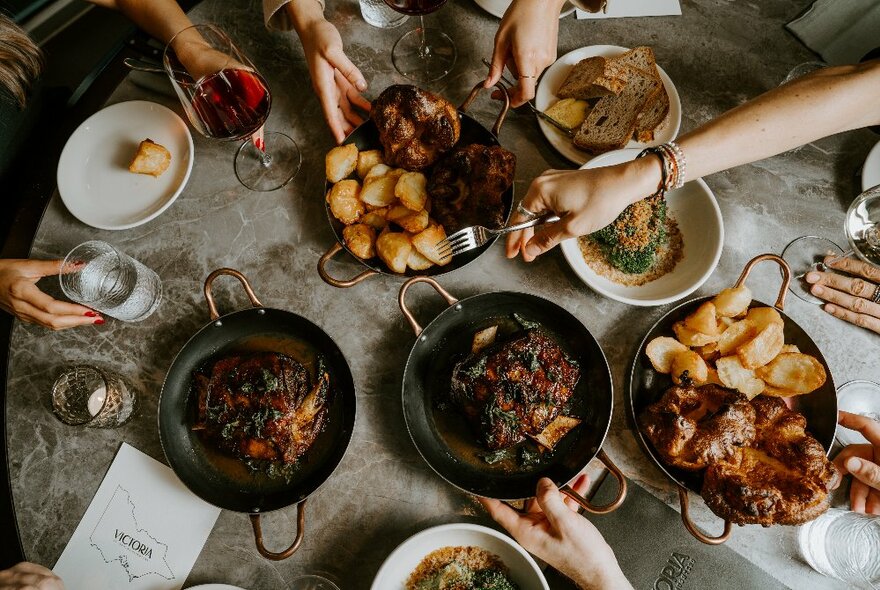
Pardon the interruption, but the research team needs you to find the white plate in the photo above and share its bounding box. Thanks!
[560,149,723,307]
[371,523,549,590]
[535,45,682,166]
[187,585,246,590]
[57,100,193,230]
[862,139,880,192]
[473,0,576,19]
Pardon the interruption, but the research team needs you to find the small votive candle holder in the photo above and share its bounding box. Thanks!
[51,366,135,428]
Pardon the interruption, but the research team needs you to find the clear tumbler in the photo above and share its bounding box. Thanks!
[798,509,880,588]
[359,0,408,28]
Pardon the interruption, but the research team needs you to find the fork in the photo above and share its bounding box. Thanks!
[481,59,576,138]
[437,213,561,258]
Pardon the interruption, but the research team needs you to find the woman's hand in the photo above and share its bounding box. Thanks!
[294,12,371,143]
[805,256,880,334]
[480,475,632,590]
[833,411,880,515]
[506,156,663,262]
[485,0,564,107]
[0,562,64,590]
[0,259,101,330]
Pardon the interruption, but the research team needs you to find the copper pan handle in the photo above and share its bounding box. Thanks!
[249,501,306,560]
[560,450,628,514]
[458,81,511,137]
[398,277,459,336]
[677,486,732,545]
[733,253,791,311]
[317,242,380,288]
[204,268,263,321]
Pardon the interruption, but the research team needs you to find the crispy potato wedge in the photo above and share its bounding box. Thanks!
[713,286,752,317]
[396,209,429,233]
[684,301,719,335]
[781,344,800,354]
[717,319,757,356]
[363,163,392,183]
[746,307,784,332]
[406,248,434,271]
[696,341,720,363]
[738,322,784,369]
[360,209,388,231]
[342,223,376,259]
[645,336,689,374]
[361,175,399,208]
[356,149,384,179]
[530,415,582,450]
[376,231,412,274]
[670,350,709,384]
[411,224,452,266]
[672,321,719,346]
[705,367,724,386]
[386,204,412,223]
[326,179,364,225]
[395,171,428,211]
[326,144,358,183]
[471,326,498,355]
[755,352,827,395]
[716,355,765,399]
[761,384,798,397]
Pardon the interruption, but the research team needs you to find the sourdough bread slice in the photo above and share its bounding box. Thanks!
[612,46,658,73]
[557,56,629,100]
[573,66,662,154]
[635,85,670,142]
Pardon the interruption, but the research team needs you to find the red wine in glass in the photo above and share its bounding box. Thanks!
[384,0,448,15]
[190,68,271,141]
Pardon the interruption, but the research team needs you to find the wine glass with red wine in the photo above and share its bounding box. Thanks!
[163,24,301,191]
[384,0,456,83]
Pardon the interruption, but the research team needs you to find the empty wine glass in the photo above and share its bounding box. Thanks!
[163,24,301,191]
[383,0,456,83]
[782,186,880,303]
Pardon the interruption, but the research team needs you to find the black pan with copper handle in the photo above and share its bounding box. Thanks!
[158,268,356,560]
[627,254,838,545]
[318,82,514,288]
[397,276,627,512]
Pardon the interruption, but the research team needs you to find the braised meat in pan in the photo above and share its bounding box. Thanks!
[450,329,580,450]
[428,144,515,233]
[193,352,329,465]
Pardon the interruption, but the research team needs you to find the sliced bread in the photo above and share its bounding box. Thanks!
[573,66,662,154]
[612,46,658,74]
[634,85,670,142]
[557,56,629,100]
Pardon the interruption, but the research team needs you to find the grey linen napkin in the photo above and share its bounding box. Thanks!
[787,0,880,65]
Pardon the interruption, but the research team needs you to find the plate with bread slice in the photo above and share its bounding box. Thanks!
[535,45,681,166]
[57,100,193,230]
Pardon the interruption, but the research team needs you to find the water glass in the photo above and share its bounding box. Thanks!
[52,366,136,428]
[60,240,162,322]
[288,575,340,590]
[359,0,408,28]
[798,509,880,588]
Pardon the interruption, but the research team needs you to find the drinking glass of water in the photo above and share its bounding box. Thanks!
[60,240,162,322]
[288,575,340,590]
[798,508,880,588]
[52,365,136,428]
[359,0,408,28]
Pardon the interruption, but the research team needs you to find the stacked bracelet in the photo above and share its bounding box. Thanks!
[636,141,688,195]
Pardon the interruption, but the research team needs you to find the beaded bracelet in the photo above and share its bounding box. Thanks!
[636,141,688,195]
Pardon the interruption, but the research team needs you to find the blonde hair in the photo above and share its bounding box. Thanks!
[0,13,43,109]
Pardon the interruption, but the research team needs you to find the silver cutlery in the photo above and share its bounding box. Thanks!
[437,213,561,258]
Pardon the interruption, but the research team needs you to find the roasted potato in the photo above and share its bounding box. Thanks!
[411,224,451,266]
[406,248,434,271]
[395,171,428,211]
[396,209,429,233]
[326,144,358,183]
[645,336,689,373]
[684,301,720,335]
[342,223,376,259]
[716,355,765,399]
[530,415,582,450]
[361,175,399,208]
[746,307,784,332]
[357,149,384,179]
[360,209,388,231]
[717,319,757,356]
[670,350,709,384]
[696,341,721,363]
[713,285,752,317]
[471,326,498,355]
[363,163,392,183]
[326,179,364,225]
[672,321,719,346]
[738,322,784,369]
[755,352,827,395]
[376,231,412,274]
[780,344,800,354]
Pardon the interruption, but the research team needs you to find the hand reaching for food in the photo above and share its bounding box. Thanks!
[480,475,632,590]
[833,411,880,515]
[805,255,880,334]
[0,562,64,590]
[0,259,102,330]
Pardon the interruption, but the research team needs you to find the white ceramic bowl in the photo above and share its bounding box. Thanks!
[371,523,549,590]
[560,149,724,307]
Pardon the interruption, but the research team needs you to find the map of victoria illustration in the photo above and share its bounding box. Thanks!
[89,485,176,583]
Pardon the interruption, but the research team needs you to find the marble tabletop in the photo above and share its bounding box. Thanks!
[6,0,880,589]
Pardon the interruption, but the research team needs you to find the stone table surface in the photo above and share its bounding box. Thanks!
[6,0,880,589]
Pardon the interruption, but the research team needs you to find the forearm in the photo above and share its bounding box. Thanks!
[509,0,568,13]
[87,0,192,44]
[571,562,633,590]
[286,0,327,38]
[679,60,880,180]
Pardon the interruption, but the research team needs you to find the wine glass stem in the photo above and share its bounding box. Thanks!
[819,249,853,271]
[418,15,429,59]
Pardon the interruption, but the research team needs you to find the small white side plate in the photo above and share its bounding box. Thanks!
[473,0,576,19]
[862,140,880,192]
[535,45,682,166]
[371,523,549,590]
[57,100,193,230]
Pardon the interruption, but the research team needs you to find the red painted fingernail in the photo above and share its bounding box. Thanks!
[85,311,97,317]
[94,318,105,325]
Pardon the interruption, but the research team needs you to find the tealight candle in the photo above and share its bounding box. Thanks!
[87,385,107,416]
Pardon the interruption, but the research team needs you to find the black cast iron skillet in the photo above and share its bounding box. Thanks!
[398,277,627,512]
[318,82,514,288]
[158,268,356,560]
[627,254,838,545]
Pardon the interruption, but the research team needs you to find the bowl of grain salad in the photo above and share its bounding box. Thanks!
[560,149,723,307]
[370,523,549,590]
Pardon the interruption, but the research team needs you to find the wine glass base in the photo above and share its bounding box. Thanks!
[392,27,456,83]
[235,131,302,192]
[780,236,845,305]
